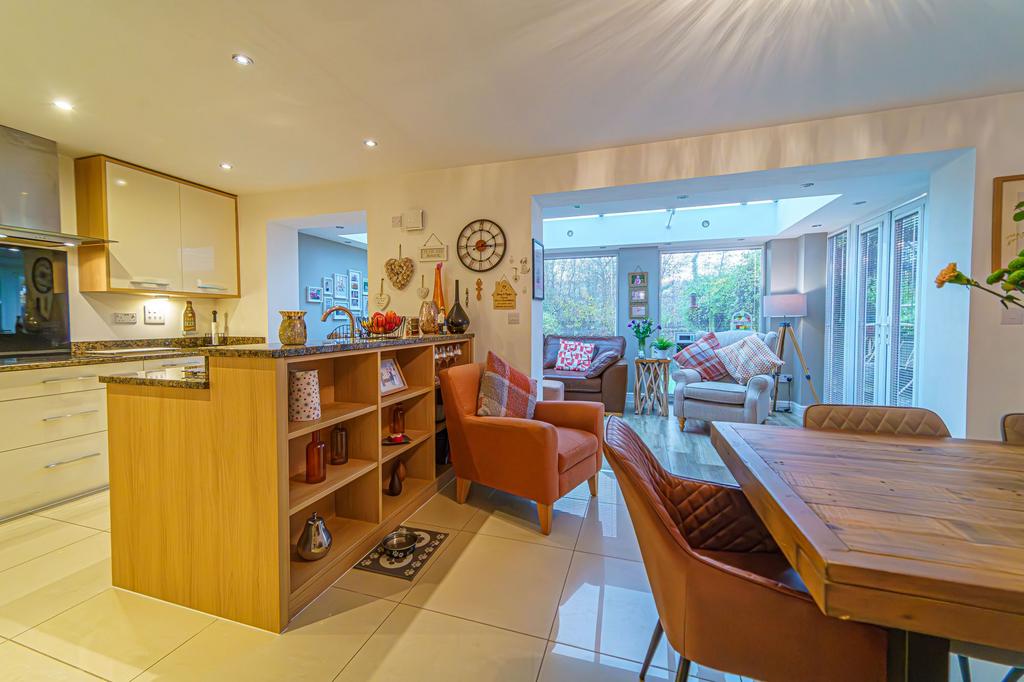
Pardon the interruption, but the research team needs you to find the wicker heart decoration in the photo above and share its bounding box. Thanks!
[385,246,414,290]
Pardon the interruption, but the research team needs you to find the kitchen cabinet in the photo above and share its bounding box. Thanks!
[75,156,239,298]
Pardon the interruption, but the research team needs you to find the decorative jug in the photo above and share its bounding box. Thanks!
[296,511,333,561]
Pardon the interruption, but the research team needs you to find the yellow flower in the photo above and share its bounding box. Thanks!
[935,262,960,288]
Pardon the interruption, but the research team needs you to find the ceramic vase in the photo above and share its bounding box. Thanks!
[288,369,321,421]
[278,310,307,345]
[445,279,470,333]
[296,512,332,561]
[386,464,403,496]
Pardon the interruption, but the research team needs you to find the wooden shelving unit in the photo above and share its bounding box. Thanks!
[382,477,431,518]
[287,402,376,438]
[288,459,378,514]
[381,429,432,464]
[381,385,432,408]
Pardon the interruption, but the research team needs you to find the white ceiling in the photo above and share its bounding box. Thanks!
[1,1,1020,194]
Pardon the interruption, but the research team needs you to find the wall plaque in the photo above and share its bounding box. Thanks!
[491,277,517,310]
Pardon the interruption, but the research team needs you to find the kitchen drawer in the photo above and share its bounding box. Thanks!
[142,355,204,371]
[0,431,108,520]
[0,361,142,402]
[0,389,107,453]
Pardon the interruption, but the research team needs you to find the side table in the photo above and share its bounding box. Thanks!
[634,358,671,416]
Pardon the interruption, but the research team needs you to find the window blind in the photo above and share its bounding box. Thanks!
[824,232,848,403]
[855,227,880,405]
[888,209,920,406]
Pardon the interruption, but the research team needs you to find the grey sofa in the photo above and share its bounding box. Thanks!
[671,329,778,430]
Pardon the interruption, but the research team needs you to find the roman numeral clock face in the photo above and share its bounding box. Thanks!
[457,219,507,272]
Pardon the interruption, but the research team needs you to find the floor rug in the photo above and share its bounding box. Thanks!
[352,526,449,581]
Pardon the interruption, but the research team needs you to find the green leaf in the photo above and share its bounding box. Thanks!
[1015,210,1024,222]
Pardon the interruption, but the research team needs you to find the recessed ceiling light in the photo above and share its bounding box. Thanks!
[19,192,28,197]
[219,162,233,170]
[335,225,346,230]
[676,194,688,200]
[800,182,815,188]
[63,242,75,247]
[573,204,582,209]
[52,99,74,111]
[232,53,254,66]
[812,224,822,228]
[854,200,867,205]
[115,179,127,186]
[566,230,574,237]
[363,139,378,149]
[0,234,7,240]
[7,247,19,252]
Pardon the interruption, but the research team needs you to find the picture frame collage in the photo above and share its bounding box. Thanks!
[317,271,365,321]
[628,270,649,319]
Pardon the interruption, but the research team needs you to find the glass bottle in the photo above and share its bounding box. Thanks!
[182,300,196,334]
[305,431,327,483]
[329,425,348,465]
[445,280,470,334]
[390,404,406,438]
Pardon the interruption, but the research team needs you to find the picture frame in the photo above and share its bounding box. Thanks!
[532,239,544,300]
[322,277,333,296]
[629,271,648,288]
[334,273,346,297]
[306,286,323,303]
[348,269,362,291]
[419,244,448,262]
[992,174,1024,270]
[379,357,407,396]
[322,295,334,311]
[629,303,648,319]
[630,288,647,303]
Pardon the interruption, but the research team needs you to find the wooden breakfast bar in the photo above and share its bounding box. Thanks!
[101,335,472,632]
[711,423,1024,681]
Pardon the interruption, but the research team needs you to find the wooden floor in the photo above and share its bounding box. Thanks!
[618,409,801,485]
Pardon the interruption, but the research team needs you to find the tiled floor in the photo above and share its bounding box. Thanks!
[0,414,1007,681]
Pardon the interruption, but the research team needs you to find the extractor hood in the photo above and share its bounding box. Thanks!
[0,125,106,247]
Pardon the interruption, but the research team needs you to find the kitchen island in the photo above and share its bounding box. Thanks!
[101,334,473,632]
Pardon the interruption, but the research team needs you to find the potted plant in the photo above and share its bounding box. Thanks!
[651,336,674,359]
[627,318,659,358]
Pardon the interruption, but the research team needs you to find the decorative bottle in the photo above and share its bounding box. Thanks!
[432,262,446,311]
[445,280,470,334]
[305,431,327,483]
[182,300,196,334]
[329,425,348,465]
[390,404,406,438]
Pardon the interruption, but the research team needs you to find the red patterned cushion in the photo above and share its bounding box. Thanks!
[554,340,595,372]
[715,335,784,385]
[477,351,537,419]
[672,333,728,380]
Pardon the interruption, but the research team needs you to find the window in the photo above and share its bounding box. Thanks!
[824,231,849,403]
[888,206,921,406]
[542,255,617,336]
[659,249,763,337]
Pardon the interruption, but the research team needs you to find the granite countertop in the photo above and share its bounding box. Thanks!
[0,336,265,373]
[200,333,474,359]
[99,366,209,389]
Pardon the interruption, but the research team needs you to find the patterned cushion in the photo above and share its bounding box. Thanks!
[715,335,783,385]
[672,332,728,381]
[554,340,594,372]
[477,351,537,419]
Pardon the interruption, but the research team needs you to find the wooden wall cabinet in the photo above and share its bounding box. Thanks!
[75,156,239,298]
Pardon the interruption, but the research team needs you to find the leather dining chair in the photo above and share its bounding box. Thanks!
[603,416,888,681]
[804,404,1024,682]
[438,362,603,534]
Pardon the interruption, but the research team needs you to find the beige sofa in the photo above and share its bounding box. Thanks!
[671,329,778,430]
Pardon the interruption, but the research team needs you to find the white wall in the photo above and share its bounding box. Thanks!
[231,91,1024,439]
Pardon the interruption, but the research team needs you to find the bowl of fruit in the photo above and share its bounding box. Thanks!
[360,310,404,337]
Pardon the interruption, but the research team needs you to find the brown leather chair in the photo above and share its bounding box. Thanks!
[543,335,627,414]
[1003,413,1024,444]
[603,416,887,682]
[803,403,951,437]
[439,363,603,534]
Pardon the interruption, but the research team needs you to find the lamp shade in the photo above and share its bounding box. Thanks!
[763,293,807,318]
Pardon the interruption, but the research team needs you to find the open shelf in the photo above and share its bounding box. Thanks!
[289,515,377,597]
[288,402,376,439]
[288,459,378,515]
[381,476,431,518]
[381,429,431,464]
[381,385,432,408]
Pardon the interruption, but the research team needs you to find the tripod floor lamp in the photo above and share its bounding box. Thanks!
[763,293,820,412]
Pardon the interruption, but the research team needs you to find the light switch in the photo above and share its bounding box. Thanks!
[112,312,137,325]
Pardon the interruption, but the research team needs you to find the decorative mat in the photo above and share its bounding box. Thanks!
[353,526,449,581]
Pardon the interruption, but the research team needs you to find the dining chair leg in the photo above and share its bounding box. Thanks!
[587,475,598,497]
[639,620,663,680]
[537,502,553,535]
[1003,668,1024,682]
[675,657,692,682]
[455,477,471,504]
[956,654,971,682]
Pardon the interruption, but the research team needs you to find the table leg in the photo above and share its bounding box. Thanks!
[886,629,949,681]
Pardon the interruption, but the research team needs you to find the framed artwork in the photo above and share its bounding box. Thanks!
[379,357,408,396]
[333,306,348,320]
[334,273,346,297]
[322,295,334,311]
[419,233,448,262]
[629,271,648,288]
[993,175,1024,270]
[630,288,647,303]
[532,239,544,300]
[306,286,323,303]
[629,303,648,319]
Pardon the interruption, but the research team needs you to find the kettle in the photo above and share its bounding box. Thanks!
[296,511,333,561]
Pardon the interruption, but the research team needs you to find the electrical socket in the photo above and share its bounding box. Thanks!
[143,303,166,325]
[779,374,794,383]
[111,312,137,325]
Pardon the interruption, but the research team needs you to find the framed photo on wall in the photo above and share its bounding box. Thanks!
[532,239,544,300]
[630,288,647,303]
[630,303,648,319]
[306,286,323,303]
[629,271,648,288]
[334,273,345,297]
[322,277,333,296]
[993,174,1024,270]
[322,295,334,311]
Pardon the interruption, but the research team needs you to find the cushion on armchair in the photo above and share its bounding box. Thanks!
[715,335,783,385]
[673,332,728,381]
[554,339,595,371]
[585,350,620,378]
[477,351,537,419]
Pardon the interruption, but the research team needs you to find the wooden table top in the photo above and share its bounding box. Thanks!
[710,422,1024,650]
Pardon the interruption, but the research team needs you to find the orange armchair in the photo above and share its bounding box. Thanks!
[439,363,603,534]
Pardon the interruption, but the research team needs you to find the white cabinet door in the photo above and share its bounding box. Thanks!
[179,184,238,296]
[104,162,183,292]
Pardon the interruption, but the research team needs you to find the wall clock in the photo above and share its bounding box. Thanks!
[457,219,506,272]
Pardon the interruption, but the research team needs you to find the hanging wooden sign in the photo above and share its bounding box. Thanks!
[418,232,448,262]
[491,277,517,310]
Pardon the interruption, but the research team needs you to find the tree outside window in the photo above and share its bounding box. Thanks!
[660,249,763,336]
[542,256,617,336]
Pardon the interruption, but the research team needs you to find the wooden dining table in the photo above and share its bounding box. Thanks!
[710,422,1024,682]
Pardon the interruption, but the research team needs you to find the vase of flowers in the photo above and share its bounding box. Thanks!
[627,318,659,358]
[651,336,674,360]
